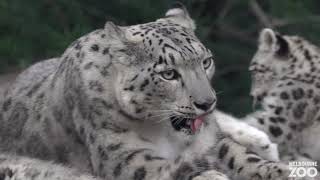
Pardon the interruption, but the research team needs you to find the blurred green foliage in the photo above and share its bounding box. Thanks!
[1,0,320,116]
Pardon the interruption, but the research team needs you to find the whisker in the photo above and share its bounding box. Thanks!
[156,114,176,124]
[147,112,172,119]
[146,109,175,112]
[170,116,179,124]
[173,117,185,126]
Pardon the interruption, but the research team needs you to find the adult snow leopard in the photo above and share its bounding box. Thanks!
[0,4,292,180]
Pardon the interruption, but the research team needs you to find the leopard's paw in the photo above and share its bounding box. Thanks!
[252,162,296,180]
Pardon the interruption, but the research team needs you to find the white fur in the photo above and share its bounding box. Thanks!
[165,8,184,17]
[215,110,279,161]
[192,170,230,180]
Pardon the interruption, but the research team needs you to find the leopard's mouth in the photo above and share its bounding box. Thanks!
[170,116,204,134]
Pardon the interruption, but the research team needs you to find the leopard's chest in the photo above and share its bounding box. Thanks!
[300,121,320,162]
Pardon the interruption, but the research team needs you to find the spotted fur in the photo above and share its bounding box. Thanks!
[246,28,320,166]
[0,4,292,180]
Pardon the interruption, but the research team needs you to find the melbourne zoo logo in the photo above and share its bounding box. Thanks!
[288,161,318,178]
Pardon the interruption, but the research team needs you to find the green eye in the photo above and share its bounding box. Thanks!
[203,58,213,70]
[160,69,179,80]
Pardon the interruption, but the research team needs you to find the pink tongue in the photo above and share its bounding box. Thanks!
[191,117,203,133]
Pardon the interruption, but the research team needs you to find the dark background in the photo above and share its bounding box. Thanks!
[1,0,320,116]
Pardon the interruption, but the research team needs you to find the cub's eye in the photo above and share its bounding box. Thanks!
[160,69,179,80]
[203,58,213,70]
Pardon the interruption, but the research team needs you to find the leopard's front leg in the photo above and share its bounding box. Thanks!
[87,129,229,180]
[216,138,291,180]
[0,153,100,180]
[192,170,230,180]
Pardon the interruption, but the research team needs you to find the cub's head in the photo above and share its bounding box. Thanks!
[249,28,314,104]
[108,4,216,135]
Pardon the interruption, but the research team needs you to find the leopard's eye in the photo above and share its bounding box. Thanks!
[203,58,213,70]
[160,69,179,80]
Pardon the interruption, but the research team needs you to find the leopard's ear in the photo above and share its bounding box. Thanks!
[259,28,289,57]
[259,28,277,51]
[104,21,126,41]
[164,2,196,30]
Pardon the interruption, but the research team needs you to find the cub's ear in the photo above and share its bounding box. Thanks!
[104,21,126,41]
[259,28,277,51]
[164,2,196,30]
[258,28,289,57]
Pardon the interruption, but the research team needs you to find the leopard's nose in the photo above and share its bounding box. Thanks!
[193,98,216,111]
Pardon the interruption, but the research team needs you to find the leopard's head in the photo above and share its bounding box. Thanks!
[108,3,216,136]
[249,28,311,105]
